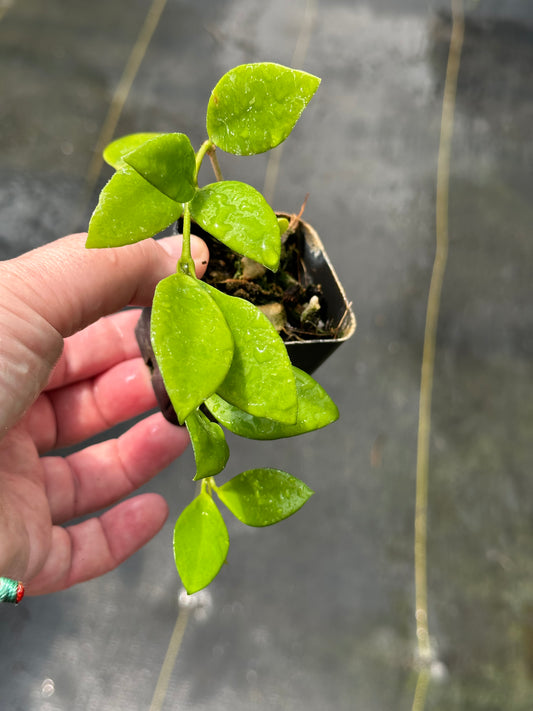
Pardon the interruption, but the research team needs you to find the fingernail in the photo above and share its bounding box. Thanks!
[158,235,183,258]
[158,235,207,259]
[190,235,209,263]
[156,234,209,277]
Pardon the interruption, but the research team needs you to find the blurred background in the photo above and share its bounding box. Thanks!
[1,0,533,709]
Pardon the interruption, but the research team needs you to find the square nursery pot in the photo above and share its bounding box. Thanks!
[135,214,356,424]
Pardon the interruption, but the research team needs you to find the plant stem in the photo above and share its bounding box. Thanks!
[207,145,224,182]
[204,477,218,495]
[177,202,195,276]
[195,140,223,183]
[195,140,213,181]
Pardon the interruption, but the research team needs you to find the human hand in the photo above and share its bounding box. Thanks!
[0,232,209,595]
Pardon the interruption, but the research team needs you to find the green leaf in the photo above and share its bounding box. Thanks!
[185,409,230,480]
[174,491,229,593]
[86,165,182,248]
[190,181,280,270]
[217,468,314,527]
[199,282,298,424]
[206,366,339,439]
[124,133,197,202]
[151,273,234,424]
[103,132,163,169]
[206,62,321,156]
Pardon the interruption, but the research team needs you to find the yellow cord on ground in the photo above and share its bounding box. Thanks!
[262,0,318,204]
[149,606,191,711]
[85,0,168,196]
[412,1,464,709]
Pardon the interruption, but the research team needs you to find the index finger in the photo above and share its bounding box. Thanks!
[46,309,143,390]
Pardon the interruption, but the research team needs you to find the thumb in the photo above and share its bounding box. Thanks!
[0,233,209,433]
[2,233,209,338]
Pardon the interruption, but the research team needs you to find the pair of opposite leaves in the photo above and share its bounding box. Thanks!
[174,467,315,593]
[152,271,340,481]
[86,63,322,271]
[87,133,282,271]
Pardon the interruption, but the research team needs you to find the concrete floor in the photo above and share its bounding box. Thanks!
[1,1,533,709]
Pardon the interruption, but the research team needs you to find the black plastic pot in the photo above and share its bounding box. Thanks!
[275,213,355,373]
[135,216,355,424]
[135,307,179,425]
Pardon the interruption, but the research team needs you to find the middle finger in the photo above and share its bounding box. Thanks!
[26,357,158,452]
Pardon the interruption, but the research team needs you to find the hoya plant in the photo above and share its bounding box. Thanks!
[86,62,339,594]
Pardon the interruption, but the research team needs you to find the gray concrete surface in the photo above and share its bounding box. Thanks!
[1,1,533,709]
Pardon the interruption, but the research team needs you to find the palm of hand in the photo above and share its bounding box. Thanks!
[0,310,189,595]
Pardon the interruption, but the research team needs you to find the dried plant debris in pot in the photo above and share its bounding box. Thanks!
[202,221,336,342]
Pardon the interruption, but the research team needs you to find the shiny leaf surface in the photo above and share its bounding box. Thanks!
[186,409,230,480]
[206,63,320,155]
[199,282,297,424]
[151,273,234,424]
[190,181,280,270]
[103,132,163,169]
[217,468,314,527]
[124,133,196,202]
[86,165,181,248]
[174,491,229,593]
[206,367,339,439]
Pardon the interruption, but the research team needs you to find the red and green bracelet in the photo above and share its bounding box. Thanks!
[0,577,25,604]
